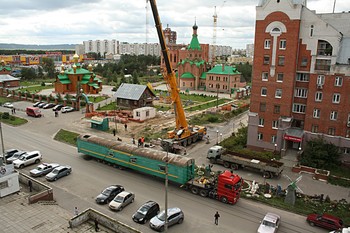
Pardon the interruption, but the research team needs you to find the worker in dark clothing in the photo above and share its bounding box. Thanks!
[28,179,33,192]
[94,219,100,232]
[113,129,116,136]
[214,211,220,225]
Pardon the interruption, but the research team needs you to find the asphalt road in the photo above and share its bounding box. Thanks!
[1,103,326,233]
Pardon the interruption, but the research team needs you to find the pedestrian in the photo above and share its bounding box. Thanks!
[28,179,33,192]
[13,108,16,114]
[124,123,127,131]
[112,128,116,137]
[94,219,100,232]
[11,108,14,114]
[132,137,135,145]
[74,207,79,216]
[214,211,220,225]
[206,135,210,144]
[141,136,145,147]
[138,138,141,147]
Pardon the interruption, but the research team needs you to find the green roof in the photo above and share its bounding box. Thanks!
[187,34,201,51]
[82,74,91,81]
[65,67,91,75]
[0,66,11,71]
[200,72,207,79]
[93,77,102,83]
[207,64,241,75]
[57,74,71,84]
[60,80,72,84]
[181,72,195,79]
[88,83,100,88]
[179,58,205,67]
[80,80,89,84]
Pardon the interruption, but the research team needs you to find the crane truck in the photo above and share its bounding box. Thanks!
[207,145,284,178]
[149,0,207,153]
[77,134,244,204]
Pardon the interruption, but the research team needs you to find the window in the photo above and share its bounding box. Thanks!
[348,113,350,125]
[311,124,318,133]
[263,55,270,64]
[182,82,185,87]
[335,76,343,86]
[260,102,266,112]
[313,109,320,118]
[272,120,278,129]
[279,40,286,49]
[277,73,284,82]
[261,87,267,96]
[292,104,306,113]
[278,56,285,66]
[271,135,277,143]
[330,111,338,120]
[328,127,335,136]
[262,72,268,81]
[332,93,340,103]
[264,39,271,49]
[317,75,325,85]
[315,59,331,71]
[294,88,308,98]
[296,73,309,82]
[146,110,149,117]
[259,118,264,127]
[301,57,308,67]
[275,89,282,98]
[310,25,314,37]
[274,105,280,114]
[258,133,263,140]
[315,92,323,102]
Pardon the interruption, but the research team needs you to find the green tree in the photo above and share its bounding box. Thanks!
[21,67,37,80]
[236,62,252,82]
[300,137,341,169]
[42,57,55,78]
[132,70,139,84]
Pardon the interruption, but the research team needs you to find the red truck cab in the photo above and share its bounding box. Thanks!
[216,170,243,204]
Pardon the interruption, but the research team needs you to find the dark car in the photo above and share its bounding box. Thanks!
[95,185,125,204]
[52,104,63,111]
[6,151,27,164]
[45,165,72,181]
[43,103,55,109]
[1,149,20,161]
[38,102,47,108]
[33,102,43,107]
[30,163,60,177]
[307,213,344,231]
[132,201,160,224]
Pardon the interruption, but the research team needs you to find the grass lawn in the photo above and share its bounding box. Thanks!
[54,129,80,146]
[186,99,227,112]
[0,112,28,126]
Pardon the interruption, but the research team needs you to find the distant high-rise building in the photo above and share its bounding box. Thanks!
[163,25,177,44]
[246,44,254,58]
[247,0,350,161]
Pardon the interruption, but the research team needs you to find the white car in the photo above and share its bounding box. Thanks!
[13,151,42,169]
[257,213,281,233]
[61,106,75,113]
[30,163,60,177]
[3,102,14,108]
[108,191,134,211]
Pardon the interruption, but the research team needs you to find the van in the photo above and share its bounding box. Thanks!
[13,151,42,169]
[26,107,42,117]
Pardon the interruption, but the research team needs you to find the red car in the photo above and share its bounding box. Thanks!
[307,213,343,231]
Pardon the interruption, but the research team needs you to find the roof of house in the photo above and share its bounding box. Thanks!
[0,74,20,82]
[179,58,206,67]
[187,33,201,51]
[207,64,241,75]
[114,83,155,101]
[0,66,11,71]
[200,72,207,79]
[181,72,195,79]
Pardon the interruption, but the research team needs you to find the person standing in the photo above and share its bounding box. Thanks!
[94,219,100,232]
[28,179,33,192]
[132,137,135,145]
[112,129,116,137]
[124,123,127,131]
[214,211,220,225]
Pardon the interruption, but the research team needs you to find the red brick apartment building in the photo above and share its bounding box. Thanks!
[247,0,350,161]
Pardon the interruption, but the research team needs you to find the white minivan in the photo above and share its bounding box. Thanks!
[13,151,42,169]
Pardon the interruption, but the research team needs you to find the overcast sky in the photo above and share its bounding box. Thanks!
[0,0,348,49]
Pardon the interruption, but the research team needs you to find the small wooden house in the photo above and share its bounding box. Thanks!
[114,83,155,109]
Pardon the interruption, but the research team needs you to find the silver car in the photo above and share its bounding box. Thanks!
[149,207,184,232]
[257,212,281,233]
[30,163,60,177]
[108,191,134,211]
[45,165,72,181]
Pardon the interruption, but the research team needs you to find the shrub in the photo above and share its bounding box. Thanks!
[2,112,10,119]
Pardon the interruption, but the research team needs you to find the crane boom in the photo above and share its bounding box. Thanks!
[149,0,189,136]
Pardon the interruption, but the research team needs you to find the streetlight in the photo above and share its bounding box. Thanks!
[220,133,223,144]
[216,130,219,145]
[274,143,277,153]
[0,122,5,165]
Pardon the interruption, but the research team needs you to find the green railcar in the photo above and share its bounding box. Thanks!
[77,134,195,185]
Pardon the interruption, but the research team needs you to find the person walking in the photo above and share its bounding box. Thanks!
[132,137,135,145]
[214,211,220,225]
[28,179,33,192]
[124,123,127,131]
[112,129,116,137]
[94,219,100,232]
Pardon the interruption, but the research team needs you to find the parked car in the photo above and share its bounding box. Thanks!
[108,191,134,211]
[6,151,27,164]
[149,207,184,232]
[307,213,343,231]
[38,102,47,108]
[132,201,160,224]
[45,165,72,181]
[3,102,14,108]
[95,185,125,204]
[13,151,42,169]
[43,103,55,109]
[33,101,43,107]
[61,106,75,113]
[52,104,63,111]
[1,149,20,161]
[30,163,60,177]
[257,213,281,233]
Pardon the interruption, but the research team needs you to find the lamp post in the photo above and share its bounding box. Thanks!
[216,130,219,145]
[220,133,223,144]
[0,122,5,165]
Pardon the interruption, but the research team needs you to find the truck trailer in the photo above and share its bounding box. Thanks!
[207,146,284,178]
[77,134,243,204]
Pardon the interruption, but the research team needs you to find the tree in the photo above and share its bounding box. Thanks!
[236,62,252,82]
[21,67,37,80]
[132,70,139,84]
[300,137,341,169]
[42,57,55,78]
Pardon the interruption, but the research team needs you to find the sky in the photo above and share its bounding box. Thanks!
[0,0,348,49]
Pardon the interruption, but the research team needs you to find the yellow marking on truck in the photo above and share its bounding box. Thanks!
[80,148,178,179]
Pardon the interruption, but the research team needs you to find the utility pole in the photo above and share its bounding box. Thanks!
[0,122,5,165]
[164,143,169,232]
